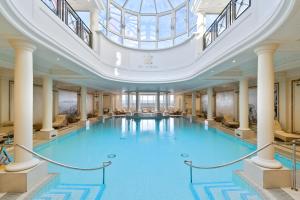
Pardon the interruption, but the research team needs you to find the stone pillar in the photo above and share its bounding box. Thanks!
[235,78,253,139]
[0,78,10,123]
[165,93,169,111]
[90,8,100,52]
[38,76,57,139]
[127,92,130,111]
[278,72,287,130]
[206,87,214,124]
[192,91,196,117]
[80,86,87,121]
[251,44,282,169]
[109,94,113,113]
[98,92,103,117]
[182,94,186,113]
[5,40,39,172]
[243,44,289,190]
[136,92,139,112]
[156,91,160,112]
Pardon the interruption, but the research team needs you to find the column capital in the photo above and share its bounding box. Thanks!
[254,43,279,55]
[9,39,36,52]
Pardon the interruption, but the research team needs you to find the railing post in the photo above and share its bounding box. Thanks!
[102,162,105,185]
[291,140,298,191]
[187,160,193,184]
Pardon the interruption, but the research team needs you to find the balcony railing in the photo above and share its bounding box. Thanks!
[203,0,251,50]
[41,0,93,48]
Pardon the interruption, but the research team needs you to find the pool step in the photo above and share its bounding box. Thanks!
[193,181,261,200]
[34,183,105,200]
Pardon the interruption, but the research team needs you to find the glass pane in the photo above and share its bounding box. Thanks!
[159,14,172,39]
[174,33,187,45]
[176,6,187,36]
[124,39,138,48]
[216,13,227,36]
[205,14,218,30]
[140,16,157,41]
[109,4,121,34]
[67,8,78,33]
[235,0,250,18]
[189,9,197,31]
[108,31,122,44]
[169,0,185,8]
[42,0,58,13]
[140,42,156,49]
[99,10,107,27]
[124,0,143,12]
[157,40,173,48]
[140,0,156,13]
[113,0,127,6]
[77,11,90,27]
[155,0,172,13]
[125,13,138,39]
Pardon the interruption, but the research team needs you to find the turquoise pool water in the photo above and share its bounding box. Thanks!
[32,118,268,200]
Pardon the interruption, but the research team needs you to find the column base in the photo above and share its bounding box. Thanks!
[36,129,57,140]
[251,156,282,169]
[243,159,290,188]
[235,128,255,139]
[0,161,48,192]
[205,119,215,126]
[5,158,40,172]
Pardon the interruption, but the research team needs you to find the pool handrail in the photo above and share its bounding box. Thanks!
[15,144,112,184]
[184,139,300,191]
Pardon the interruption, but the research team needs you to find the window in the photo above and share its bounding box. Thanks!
[176,6,187,36]
[109,4,122,34]
[140,16,157,41]
[125,13,138,39]
[159,14,172,39]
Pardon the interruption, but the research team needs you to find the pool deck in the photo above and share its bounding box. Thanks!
[0,116,299,200]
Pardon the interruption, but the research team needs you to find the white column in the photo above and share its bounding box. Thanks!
[252,44,282,169]
[278,72,287,130]
[40,76,54,132]
[192,91,196,117]
[182,94,186,113]
[207,88,214,120]
[136,92,139,112]
[165,93,169,111]
[6,40,39,172]
[197,11,206,36]
[90,8,100,52]
[0,78,10,123]
[80,86,87,121]
[127,92,130,111]
[156,92,160,112]
[53,90,59,117]
[98,92,103,116]
[237,78,250,130]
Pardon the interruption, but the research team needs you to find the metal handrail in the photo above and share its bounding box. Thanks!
[16,144,112,184]
[184,143,273,170]
[184,140,299,191]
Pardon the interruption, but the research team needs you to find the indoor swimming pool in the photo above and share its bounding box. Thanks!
[31,118,267,200]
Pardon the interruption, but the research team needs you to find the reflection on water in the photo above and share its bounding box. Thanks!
[118,118,175,137]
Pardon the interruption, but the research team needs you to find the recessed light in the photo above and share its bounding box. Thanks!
[232,59,236,63]
[56,57,60,61]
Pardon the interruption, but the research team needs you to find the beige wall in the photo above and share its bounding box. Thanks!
[216,91,235,118]
[0,79,9,123]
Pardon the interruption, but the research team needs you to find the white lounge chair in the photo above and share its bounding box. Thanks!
[274,120,300,142]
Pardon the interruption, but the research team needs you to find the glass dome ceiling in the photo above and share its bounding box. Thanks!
[99,0,197,50]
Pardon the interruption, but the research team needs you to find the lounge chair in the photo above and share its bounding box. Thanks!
[53,114,68,129]
[0,126,14,144]
[222,115,239,128]
[274,120,300,142]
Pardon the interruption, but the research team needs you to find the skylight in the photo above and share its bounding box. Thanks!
[99,0,197,50]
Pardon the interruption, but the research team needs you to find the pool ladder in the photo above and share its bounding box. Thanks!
[14,144,112,184]
[184,139,299,191]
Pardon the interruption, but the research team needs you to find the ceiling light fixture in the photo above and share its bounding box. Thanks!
[232,59,236,63]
